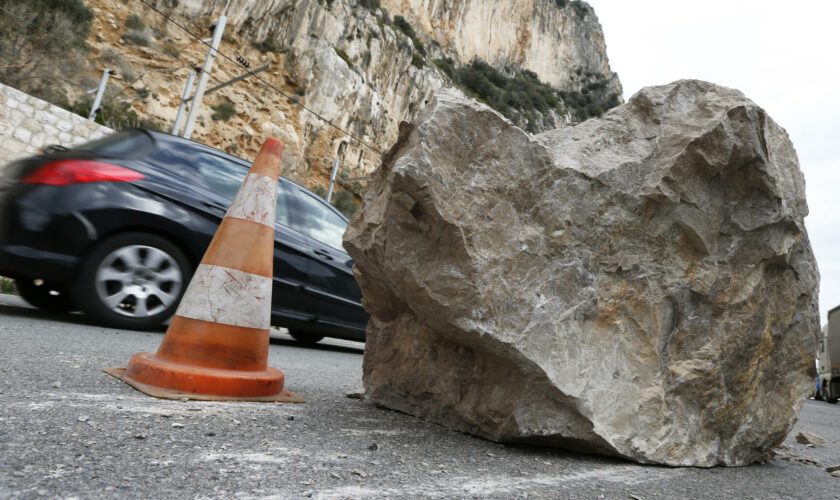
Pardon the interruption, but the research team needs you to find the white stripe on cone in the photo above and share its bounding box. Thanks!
[225,173,278,227]
[175,264,272,329]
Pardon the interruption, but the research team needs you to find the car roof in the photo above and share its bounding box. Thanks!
[134,129,350,223]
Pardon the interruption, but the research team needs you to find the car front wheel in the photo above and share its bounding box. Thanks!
[74,232,191,330]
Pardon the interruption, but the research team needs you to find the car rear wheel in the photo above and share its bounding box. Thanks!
[14,279,74,313]
[74,232,191,330]
[289,330,325,345]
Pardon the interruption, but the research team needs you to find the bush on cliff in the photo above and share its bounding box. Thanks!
[0,0,92,101]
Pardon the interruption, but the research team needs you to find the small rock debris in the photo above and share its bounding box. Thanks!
[795,431,825,447]
[346,389,366,400]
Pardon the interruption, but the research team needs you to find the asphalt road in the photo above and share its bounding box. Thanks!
[0,293,838,499]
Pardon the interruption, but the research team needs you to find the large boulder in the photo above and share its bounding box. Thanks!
[343,81,820,466]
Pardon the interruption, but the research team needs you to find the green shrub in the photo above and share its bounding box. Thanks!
[433,57,456,79]
[554,0,588,17]
[161,41,180,58]
[559,69,621,121]
[124,29,151,46]
[125,14,145,31]
[0,277,16,295]
[311,185,358,217]
[331,190,358,217]
[211,102,237,121]
[410,53,425,68]
[66,97,163,131]
[451,58,619,127]
[0,0,92,99]
[28,0,92,48]
[358,0,380,9]
[393,15,425,55]
[253,36,281,53]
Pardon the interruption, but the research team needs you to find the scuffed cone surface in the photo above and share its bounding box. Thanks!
[344,80,820,466]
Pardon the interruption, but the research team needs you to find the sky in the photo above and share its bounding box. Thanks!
[589,0,840,323]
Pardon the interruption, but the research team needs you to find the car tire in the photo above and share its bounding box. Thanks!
[14,278,75,313]
[74,232,191,330]
[289,330,324,345]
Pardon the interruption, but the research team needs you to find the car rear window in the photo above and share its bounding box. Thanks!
[72,131,154,157]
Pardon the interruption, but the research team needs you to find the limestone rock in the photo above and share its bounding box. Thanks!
[796,431,825,447]
[344,81,821,467]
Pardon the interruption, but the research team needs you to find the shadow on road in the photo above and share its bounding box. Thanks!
[269,335,364,355]
[0,298,167,334]
[0,294,362,354]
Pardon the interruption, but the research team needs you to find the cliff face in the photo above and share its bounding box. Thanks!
[87,0,620,193]
[380,0,619,91]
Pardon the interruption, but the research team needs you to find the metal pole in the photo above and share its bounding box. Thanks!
[326,142,347,203]
[171,71,196,135]
[183,64,270,103]
[88,69,110,120]
[182,16,227,139]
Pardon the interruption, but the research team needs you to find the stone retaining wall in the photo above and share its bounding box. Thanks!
[0,83,112,165]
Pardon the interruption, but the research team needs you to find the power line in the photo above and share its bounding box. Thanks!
[136,0,384,156]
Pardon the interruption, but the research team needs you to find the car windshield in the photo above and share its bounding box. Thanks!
[72,131,154,158]
[290,189,348,251]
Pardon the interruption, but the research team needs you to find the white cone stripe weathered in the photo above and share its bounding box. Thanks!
[175,264,272,329]
[225,173,278,228]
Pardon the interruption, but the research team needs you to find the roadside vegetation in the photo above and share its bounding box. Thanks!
[312,169,363,218]
[433,57,620,129]
[0,0,164,131]
[210,102,237,122]
[0,277,16,296]
[0,0,93,104]
[554,0,591,18]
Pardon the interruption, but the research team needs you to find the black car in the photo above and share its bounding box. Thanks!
[0,129,368,343]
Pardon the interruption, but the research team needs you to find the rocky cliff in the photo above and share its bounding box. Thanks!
[84,0,620,196]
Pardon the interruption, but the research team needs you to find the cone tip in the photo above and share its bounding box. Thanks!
[260,137,285,158]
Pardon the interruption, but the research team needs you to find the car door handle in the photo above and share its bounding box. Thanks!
[313,249,333,260]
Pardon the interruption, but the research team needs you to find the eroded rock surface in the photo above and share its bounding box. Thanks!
[344,81,820,466]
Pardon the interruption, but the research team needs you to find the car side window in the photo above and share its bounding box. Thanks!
[289,188,347,250]
[193,153,247,201]
[193,152,289,227]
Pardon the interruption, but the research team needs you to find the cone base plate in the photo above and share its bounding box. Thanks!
[104,367,304,403]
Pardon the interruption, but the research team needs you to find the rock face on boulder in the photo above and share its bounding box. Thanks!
[343,81,820,467]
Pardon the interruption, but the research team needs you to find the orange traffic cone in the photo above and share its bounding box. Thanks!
[105,138,302,402]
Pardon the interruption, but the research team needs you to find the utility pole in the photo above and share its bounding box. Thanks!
[171,70,196,135]
[88,69,110,121]
[326,142,348,203]
[182,16,227,139]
